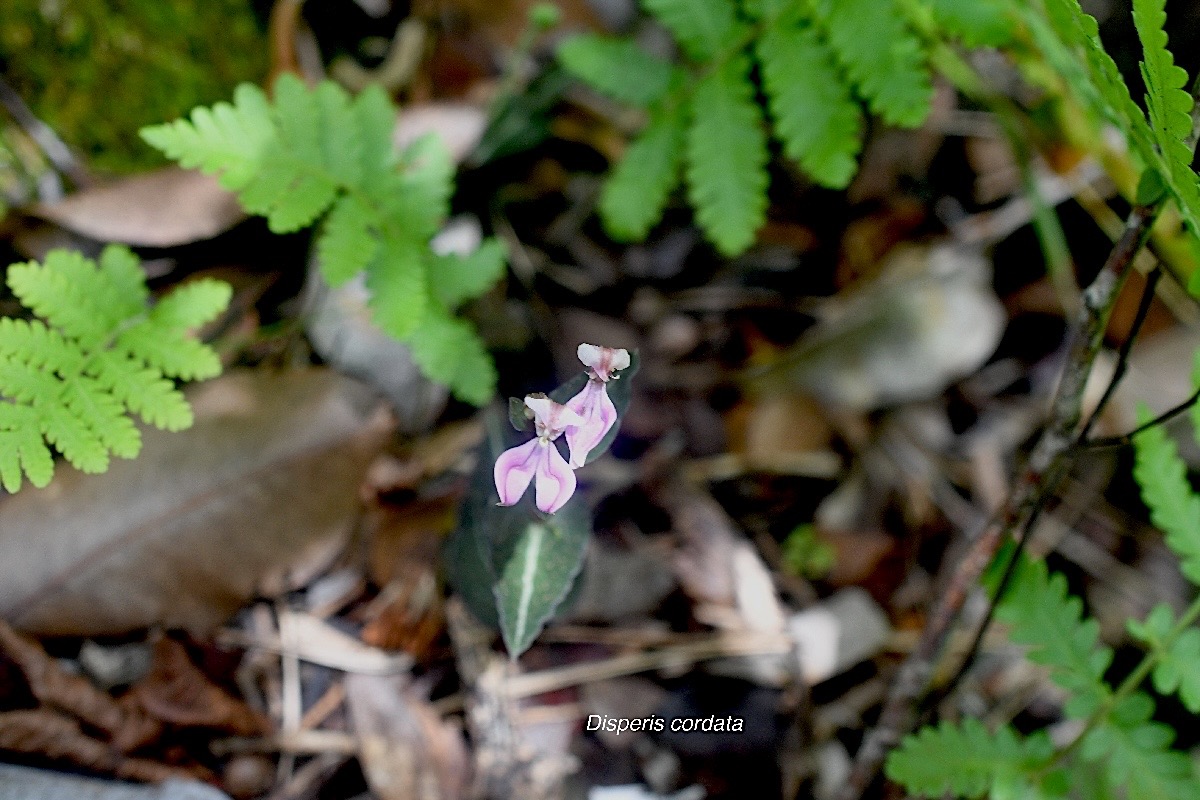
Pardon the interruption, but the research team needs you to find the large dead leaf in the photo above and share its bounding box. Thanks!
[31,168,245,247]
[0,369,391,636]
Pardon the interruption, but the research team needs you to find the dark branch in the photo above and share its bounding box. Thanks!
[1077,267,1162,443]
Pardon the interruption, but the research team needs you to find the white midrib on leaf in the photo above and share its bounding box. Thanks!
[514,524,545,647]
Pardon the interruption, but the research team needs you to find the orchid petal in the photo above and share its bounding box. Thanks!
[564,379,617,467]
[577,343,630,381]
[494,438,540,506]
[534,440,577,513]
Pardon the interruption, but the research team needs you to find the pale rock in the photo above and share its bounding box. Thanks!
[771,242,1005,410]
[588,785,705,800]
[790,588,891,684]
[0,765,230,800]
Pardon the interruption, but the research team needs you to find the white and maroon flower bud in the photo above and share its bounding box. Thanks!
[576,343,630,382]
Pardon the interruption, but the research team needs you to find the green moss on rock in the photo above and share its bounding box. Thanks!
[1,0,267,173]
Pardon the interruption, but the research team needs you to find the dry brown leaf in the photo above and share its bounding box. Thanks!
[724,393,833,473]
[0,621,161,751]
[363,418,484,493]
[661,485,791,684]
[817,527,896,589]
[0,709,206,783]
[366,496,455,587]
[127,637,267,736]
[31,168,245,247]
[0,369,392,636]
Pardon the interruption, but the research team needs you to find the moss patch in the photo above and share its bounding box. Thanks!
[1,0,267,173]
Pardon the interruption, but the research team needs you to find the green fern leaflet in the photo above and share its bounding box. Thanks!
[0,246,230,493]
[557,0,982,256]
[142,75,505,405]
[1132,405,1200,583]
[885,718,1058,799]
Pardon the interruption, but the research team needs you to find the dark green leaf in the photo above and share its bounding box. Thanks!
[492,495,590,656]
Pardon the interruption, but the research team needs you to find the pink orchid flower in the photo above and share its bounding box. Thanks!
[564,344,630,468]
[494,395,584,514]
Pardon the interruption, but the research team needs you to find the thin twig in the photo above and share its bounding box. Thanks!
[1077,266,1163,442]
[0,77,90,190]
[502,631,792,699]
[1083,385,1200,449]
[835,203,1159,800]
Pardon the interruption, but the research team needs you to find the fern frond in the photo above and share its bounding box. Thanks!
[407,306,497,407]
[557,35,675,106]
[98,244,151,314]
[383,134,455,242]
[240,150,339,234]
[641,0,742,61]
[318,195,379,287]
[365,237,428,339]
[90,352,193,431]
[818,0,932,128]
[274,74,325,169]
[140,83,275,191]
[1128,604,1200,713]
[0,246,230,492]
[60,376,140,458]
[432,239,507,311]
[0,405,51,494]
[150,278,234,331]
[354,85,399,174]
[886,718,1054,799]
[758,18,863,189]
[1080,693,1200,800]
[931,0,1014,47]
[1031,0,1159,182]
[1132,0,1200,237]
[117,322,223,382]
[1132,406,1200,583]
[0,319,83,376]
[313,80,365,188]
[8,251,133,344]
[143,79,504,405]
[997,554,1113,715]
[599,103,686,242]
[685,57,769,256]
[1155,626,1200,712]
